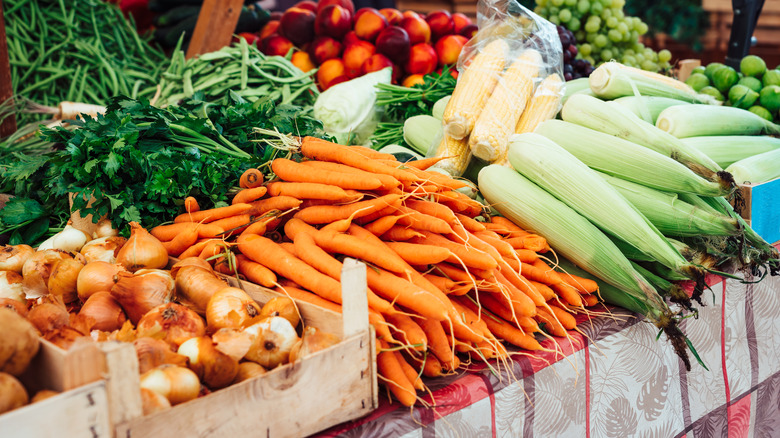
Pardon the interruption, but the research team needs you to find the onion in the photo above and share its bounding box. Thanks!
[79,292,127,332]
[48,257,86,304]
[22,249,72,299]
[139,365,201,406]
[170,257,212,279]
[43,326,89,350]
[0,307,40,375]
[0,298,28,317]
[31,389,59,403]
[0,271,25,302]
[243,316,300,369]
[140,387,171,415]
[80,236,127,263]
[115,222,168,272]
[134,337,188,374]
[111,269,174,324]
[232,362,266,384]
[178,336,239,390]
[37,222,91,253]
[293,326,340,362]
[27,301,69,336]
[0,244,34,273]
[77,261,126,302]
[136,303,205,348]
[212,328,253,362]
[0,372,29,414]
[93,218,119,239]
[259,297,300,329]
[206,287,261,332]
[175,265,228,315]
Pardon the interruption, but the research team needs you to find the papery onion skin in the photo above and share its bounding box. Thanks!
[31,389,60,404]
[259,297,300,329]
[22,249,72,299]
[0,298,28,317]
[79,292,127,332]
[0,307,40,376]
[43,326,89,350]
[116,222,168,272]
[77,261,125,302]
[170,257,212,279]
[80,236,127,264]
[296,326,340,361]
[0,244,34,273]
[48,257,86,304]
[136,303,206,348]
[139,364,201,406]
[243,316,300,369]
[134,337,188,374]
[0,372,29,414]
[27,302,69,336]
[0,271,25,302]
[94,218,119,239]
[111,269,174,324]
[177,336,239,390]
[140,387,171,415]
[232,361,267,384]
[206,287,262,333]
[175,266,228,315]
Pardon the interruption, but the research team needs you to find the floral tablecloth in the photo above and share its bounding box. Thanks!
[315,271,780,438]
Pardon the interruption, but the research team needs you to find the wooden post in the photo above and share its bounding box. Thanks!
[0,0,17,137]
[185,0,244,59]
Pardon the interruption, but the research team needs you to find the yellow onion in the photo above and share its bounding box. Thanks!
[22,249,72,299]
[259,297,300,329]
[243,316,300,369]
[27,301,69,336]
[111,269,174,324]
[36,222,91,253]
[205,287,262,333]
[134,337,188,374]
[139,364,201,406]
[136,303,205,348]
[93,218,119,239]
[115,222,168,272]
[292,326,340,363]
[48,257,86,304]
[0,307,40,375]
[211,328,253,362]
[140,387,171,415]
[178,336,239,390]
[79,292,127,332]
[0,372,28,414]
[174,264,228,315]
[170,257,213,279]
[0,271,25,302]
[232,362,267,384]
[43,326,90,350]
[0,244,34,273]
[0,298,28,317]
[31,389,59,404]
[77,261,126,302]
[80,236,127,263]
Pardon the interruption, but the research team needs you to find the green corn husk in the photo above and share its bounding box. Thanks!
[726,148,780,184]
[681,135,780,168]
[403,115,442,155]
[561,77,595,105]
[589,62,719,104]
[613,96,692,124]
[656,104,780,138]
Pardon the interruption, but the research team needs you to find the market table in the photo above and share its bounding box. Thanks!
[316,270,780,437]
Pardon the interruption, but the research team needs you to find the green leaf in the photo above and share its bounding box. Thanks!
[0,198,46,225]
[20,217,50,244]
[106,194,125,210]
[684,335,709,371]
[105,152,121,176]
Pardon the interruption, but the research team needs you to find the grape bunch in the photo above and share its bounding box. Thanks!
[557,25,594,80]
[536,0,672,73]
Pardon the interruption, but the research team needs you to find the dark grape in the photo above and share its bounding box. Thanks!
[564,72,574,81]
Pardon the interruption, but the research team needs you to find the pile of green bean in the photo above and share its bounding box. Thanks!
[4,0,167,125]
[155,38,319,109]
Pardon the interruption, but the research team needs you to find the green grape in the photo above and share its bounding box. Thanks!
[584,20,601,33]
[586,32,597,43]
[600,0,611,6]
[601,49,614,61]
[537,0,549,5]
[613,8,625,19]
[641,60,656,71]
[552,0,565,7]
[608,29,622,42]
[617,22,628,34]
[568,18,581,31]
[549,15,561,25]
[606,16,618,28]
[590,2,603,15]
[660,61,671,70]
[577,0,591,15]
[602,8,613,19]
[624,49,635,56]
[559,8,572,22]
[548,6,560,15]
[580,43,592,56]
[636,22,649,35]
[594,34,608,47]
[635,54,645,64]
[623,55,637,65]
[575,30,586,41]
[588,15,601,25]
[643,47,655,57]
[585,55,596,65]
[565,0,578,6]
[611,0,625,8]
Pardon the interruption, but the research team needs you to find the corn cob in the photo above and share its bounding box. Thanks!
[589,62,718,104]
[430,134,472,177]
[726,148,780,184]
[403,115,442,155]
[515,73,564,134]
[656,104,780,138]
[680,135,780,168]
[612,96,691,124]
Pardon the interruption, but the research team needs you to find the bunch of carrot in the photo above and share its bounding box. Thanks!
[151,136,601,407]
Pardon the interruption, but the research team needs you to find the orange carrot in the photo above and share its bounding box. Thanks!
[417,318,454,365]
[530,259,583,307]
[402,156,449,170]
[582,293,600,307]
[184,196,200,213]
[235,254,276,287]
[413,231,498,271]
[506,235,550,253]
[364,215,405,236]
[351,145,398,161]
[529,280,556,301]
[198,240,228,261]
[490,216,529,234]
[381,225,424,241]
[279,242,297,255]
[404,199,457,224]
[394,205,454,235]
[161,226,199,257]
[300,160,402,192]
[423,273,458,294]
[497,259,546,306]
[294,194,402,225]
[151,222,197,241]
[449,299,490,338]
[393,351,424,391]
[301,137,421,183]
[196,224,225,239]
[385,312,427,351]
[492,270,538,317]
[174,203,253,224]
[548,303,578,330]
[377,340,418,407]
[432,262,476,285]
[265,181,363,202]
[457,298,541,350]
[366,268,450,321]
[520,262,558,285]
[401,164,471,190]
[239,168,264,189]
[483,223,513,236]
[272,158,383,190]
[474,231,516,259]
[557,271,599,294]
[455,213,487,232]
[239,216,276,239]
[385,241,451,266]
[283,217,318,241]
[248,196,302,217]
[535,307,568,337]
[179,240,211,259]
[405,352,443,378]
[207,214,253,236]
[232,187,268,205]
[477,292,539,332]
[431,190,483,217]
[313,228,411,275]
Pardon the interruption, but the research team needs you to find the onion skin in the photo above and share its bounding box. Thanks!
[178,336,239,390]
[27,302,69,336]
[116,222,168,272]
[77,261,126,302]
[243,316,300,369]
[0,271,25,302]
[48,257,86,304]
[170,257,212,279]
[22,249,72,299]
[0,298,28,317]
[296,326,340,361]
[139,365,201,406]
[174,265,228,315]
[0,244,34,273]
[134,337,188,374]
[79,292,127,332]
[136,303,206,348]
[80,236,127,263]
[232,362,267,384]
[259,297,300,329]
[140,387,171,415]
[0,307,40,376]
[206,287,262,333]
[111,269,174,324]
[0,372,29,414]
[31,389,60,403]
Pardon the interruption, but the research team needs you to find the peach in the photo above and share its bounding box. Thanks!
[375,26,411,65]
[315,4,352,40]
[452,13,472,35]
[343,41,376,78]
[354,8,387,43]
[328,75,351,89]
[379,8,403,26]
[261,34,294,57]
[258,20,280,40]
[294,1,317,13]
[402,74,425,88]
[405,43,438,75]
[291,51,316,72]
[361,53,394,75]
[318,58,347,90]
[235,32,260,45]
[435,34,468,66]
[279,7,316,46]
[308,36,343,65]
[400,14,431,45]
[426,10,454,41]
[316,0,355,16]
[459,24,478,39]
[270,11,283,21]
[402,10,422,20]
[343,31,361,47]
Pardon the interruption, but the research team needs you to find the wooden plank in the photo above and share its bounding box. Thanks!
[18,339,104,394]
[185,0,244,59]
[676,59,701,82]
[0,0,17,137]
[100,342,143,427]
[341,258,369,339]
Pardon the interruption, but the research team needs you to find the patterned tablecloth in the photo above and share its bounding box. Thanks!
[314,272,780,438]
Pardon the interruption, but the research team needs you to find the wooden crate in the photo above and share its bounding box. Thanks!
[736,177,780,244]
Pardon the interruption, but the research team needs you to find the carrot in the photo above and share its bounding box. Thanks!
[239,216,276,239]
[548,303,578,330]
[239,168,264,189]
[449,299,490,338]
[444,307,488,344]
[208,214,253,237]
[520,262,558,285]
[431,190,483,217]
[556,271,599,294]
[196,224,225,239]
[530,259,583,307]
[477,292,539,332]
[404,199,457,224]
[381,226,424,241]
[432,262,476,286]
[377,340,418,407]
[535,307,568,337]
[183,196,200,214]
[497,259,546,306]
[313,228,411,275]
[265,181,362,203]
[349,145,397,161]
[529,280,556,301]
[301,136,421,183]
[394,351,424,391]
[300,160,402,192]
[151,222,197,242]
[364,215,405,236]
[441,354,461,372]
[283,217,318,241]
[179,240,211,259]
[385,241,451,266]
[401,164,470,190]
[402,156,449,170]
[354,204,400,225]
[455,213,487,232]
[417,318,454,365]
[248,196,302,217]
[213,250,237,275]
[506,235,550,253]
[474,231,516,259]
[457,298,541,350]
[492,270,538,317]
[405,352,443,378]
[366,268,450,320]
[490,216,529,234]
[503,250,539,266]
[582,293,600,307]
[483,223,513,236]
[272,158,384,190]
[401,181,439,195]
[174,203,253,224]
[161,226,199,257]
[422,273,458,294]
[235,254,276,287]
[394,206,454,235]
[232,187,268,205]
[385,312,427,351]
[199,240,228,261]
[294,194,403,225]
[278,241,297,255]
[413,231,498,271]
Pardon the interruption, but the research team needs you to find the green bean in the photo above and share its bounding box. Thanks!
[66,66,82,102]
[19,70,74,95]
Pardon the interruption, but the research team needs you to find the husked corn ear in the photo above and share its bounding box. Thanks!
[515,73,564,134]
[469,49,543,162]
[589,62,718,104]
[442,39,509,140]
[430,134,472,177]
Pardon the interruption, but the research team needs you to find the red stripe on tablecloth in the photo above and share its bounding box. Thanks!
[585,337,591,438]
[728,394,752,438]
[721,280,732,436]
[476,374,497,438]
